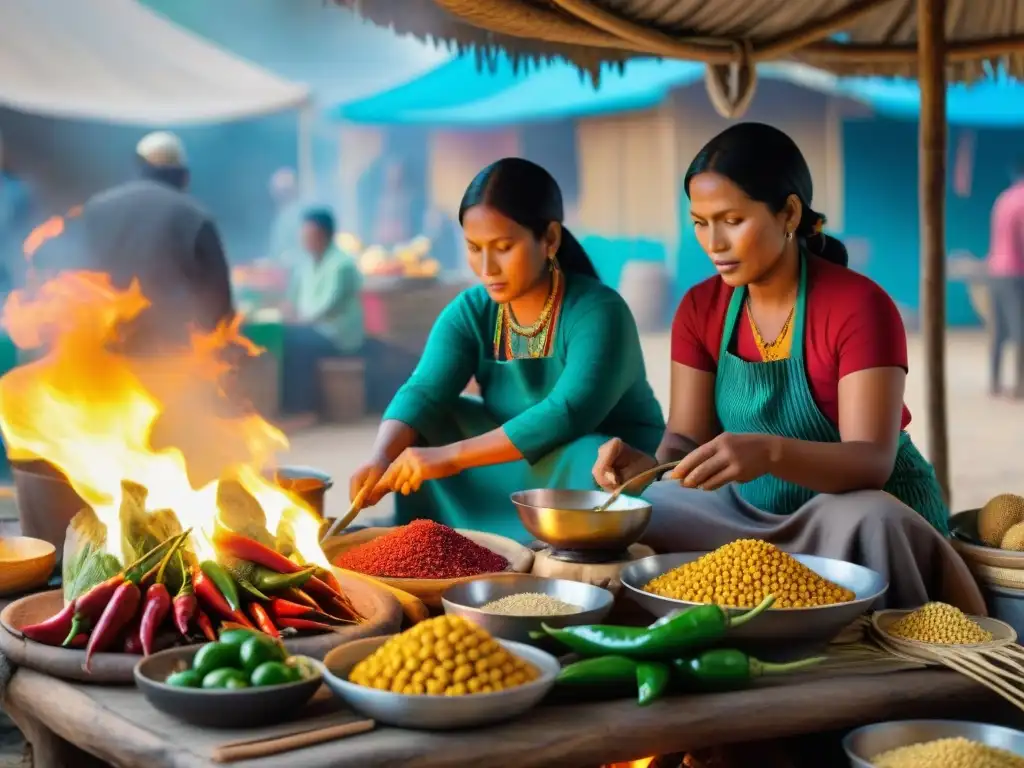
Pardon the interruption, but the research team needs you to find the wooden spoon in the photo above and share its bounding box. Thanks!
[594,461,680,512]
[319,485,371,545]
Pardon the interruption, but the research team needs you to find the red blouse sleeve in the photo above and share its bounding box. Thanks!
[671,287,717,371]
[832,277,909,377]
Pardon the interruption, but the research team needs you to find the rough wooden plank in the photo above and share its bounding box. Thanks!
[2,668,1004,768]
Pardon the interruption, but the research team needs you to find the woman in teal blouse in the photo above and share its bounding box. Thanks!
[349,158,665,541]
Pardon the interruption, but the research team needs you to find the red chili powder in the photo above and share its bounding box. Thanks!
[334,519,509,578]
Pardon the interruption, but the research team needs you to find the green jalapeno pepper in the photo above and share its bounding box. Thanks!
[540,595,775,659]
[557,655,638,687]
[200,561,241,612]
[673,648,825,691]
[636,661,671,707]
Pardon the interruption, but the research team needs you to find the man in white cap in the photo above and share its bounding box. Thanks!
[69,130,235,353]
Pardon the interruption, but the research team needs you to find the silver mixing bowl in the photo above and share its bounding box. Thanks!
[322,635,560,730]
[510,489,651,552]
[844,720,1024,767]
[441,574,614,643]
[621,552,887,648]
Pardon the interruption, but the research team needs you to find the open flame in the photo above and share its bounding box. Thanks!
[0,216,327,566]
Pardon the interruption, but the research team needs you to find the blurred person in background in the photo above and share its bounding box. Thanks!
[267,167,307,269]
[281,207,364,415]
[987,157,1024,399]
[372,157,416,248]
[68,131,234,354]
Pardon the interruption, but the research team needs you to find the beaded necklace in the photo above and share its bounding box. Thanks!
[493,268,564,360]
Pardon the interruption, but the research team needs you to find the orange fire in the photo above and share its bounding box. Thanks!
[0,218,326,565]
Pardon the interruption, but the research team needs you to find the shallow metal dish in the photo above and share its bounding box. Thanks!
[843,719,1024,767]
[322,635,559,730]
[620,552,887,648]
[134,646,324,729]
[510,489,651,551]
[441,575,614,643]
[949,508,1024,568]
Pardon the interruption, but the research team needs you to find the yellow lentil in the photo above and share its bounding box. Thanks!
[642,539,855,609]
[348,615,539,696]
[887,602,993,645]
[871,737,1024,768]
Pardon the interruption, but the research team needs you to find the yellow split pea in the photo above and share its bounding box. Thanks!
[348,615,539,696]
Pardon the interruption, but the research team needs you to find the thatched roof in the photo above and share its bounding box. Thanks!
[335,0,1024,83]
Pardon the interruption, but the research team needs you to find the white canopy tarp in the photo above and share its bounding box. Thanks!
[0,0,310,125]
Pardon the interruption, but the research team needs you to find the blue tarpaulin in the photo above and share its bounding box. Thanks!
[332,54,1024,129]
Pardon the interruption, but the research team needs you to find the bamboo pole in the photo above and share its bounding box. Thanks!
[917,0,949,503]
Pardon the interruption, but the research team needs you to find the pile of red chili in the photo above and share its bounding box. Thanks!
[334,520,509,579]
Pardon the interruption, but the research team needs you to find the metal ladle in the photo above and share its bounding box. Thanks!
[593,461,680,512]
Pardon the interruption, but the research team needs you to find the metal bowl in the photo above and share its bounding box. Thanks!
[620,552,887,649]
[134,646,324,729]
[441,575,614,643]
[949,508,1024,568]
[843,719,1024,767]
[322,635,559,730]
[510,489,651,552]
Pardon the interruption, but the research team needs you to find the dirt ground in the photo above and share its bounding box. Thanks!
[286,329,1021,525]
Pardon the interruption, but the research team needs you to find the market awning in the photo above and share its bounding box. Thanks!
[0,0,310,125]
[336,54,1024,127]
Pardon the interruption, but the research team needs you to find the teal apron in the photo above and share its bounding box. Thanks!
[393,355,608,543]
[714,257,949,534]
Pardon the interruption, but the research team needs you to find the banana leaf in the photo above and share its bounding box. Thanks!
[61,507,121,603]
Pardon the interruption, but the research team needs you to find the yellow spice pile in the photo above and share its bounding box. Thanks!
[887,601,993,645]
[349,615,538,696]
[871,737,1024,768]
[643,539,855,609]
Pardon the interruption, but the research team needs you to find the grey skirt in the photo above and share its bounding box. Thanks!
[640,482,986,613]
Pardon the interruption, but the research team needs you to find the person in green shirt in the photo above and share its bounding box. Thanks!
[349,158,665,541]
[281,208,364,414]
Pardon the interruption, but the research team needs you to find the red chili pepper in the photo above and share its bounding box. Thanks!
[140,583,172,656]
[267,597,316,618]
[21,600,77,646]
[249,603,280,638]
[192,566,255,628]
[122,615,144,655]
[213,528,301,574]
[314,567,346,598]
[195,610,217,642]
[171,551,196,636]
[85,581,141,670]
[66,633,88,649]
[66,574,124,644]
[281,587,320,611]
[276,617,336,633]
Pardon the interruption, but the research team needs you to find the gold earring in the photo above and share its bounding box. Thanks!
[785,231,794,241]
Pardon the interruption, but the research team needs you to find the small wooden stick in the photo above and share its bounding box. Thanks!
[595,461,680,512]
[320,485,371,545]
[212,719,375,763]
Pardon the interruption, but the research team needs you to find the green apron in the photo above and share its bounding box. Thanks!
[714,256,949,534]
[393,356,608,543]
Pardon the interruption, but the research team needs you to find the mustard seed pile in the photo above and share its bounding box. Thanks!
[887,602,993,645]
[871,737,1024,768]
[643,539,855,609]
[479,593,583,617]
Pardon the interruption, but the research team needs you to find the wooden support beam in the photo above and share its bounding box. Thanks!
[917,0,949,503]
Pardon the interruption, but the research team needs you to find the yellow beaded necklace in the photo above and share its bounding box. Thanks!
[746,300,795,362]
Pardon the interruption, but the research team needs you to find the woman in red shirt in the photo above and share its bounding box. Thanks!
[593,122,983,611]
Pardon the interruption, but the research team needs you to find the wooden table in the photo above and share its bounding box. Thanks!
[1,666,1006,768]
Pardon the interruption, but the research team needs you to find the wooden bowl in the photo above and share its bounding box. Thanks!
[324,527,534,609]
[0,536,56,596]
[0,570,404,684]
[871,608,1017,665]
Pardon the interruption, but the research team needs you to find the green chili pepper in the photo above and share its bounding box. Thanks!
[556,655,638,687]
[200,561,241,612]
[672,648,825,691]
[540,595,776,660]
[636,661,671,707]
[234,575,270,602]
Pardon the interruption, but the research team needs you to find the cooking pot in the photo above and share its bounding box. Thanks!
[12,460,334,557]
